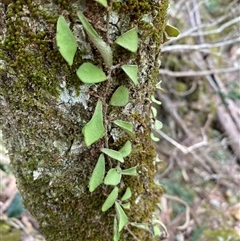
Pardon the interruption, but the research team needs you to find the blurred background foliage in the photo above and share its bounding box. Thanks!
[1,0,240,240]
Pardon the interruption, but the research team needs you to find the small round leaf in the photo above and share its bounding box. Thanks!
[104,168,122,186]
[110,86,129,107]
[165,24,180,37]
[77,63,107,84]
[154,120,163,130]
[115,28,138,53]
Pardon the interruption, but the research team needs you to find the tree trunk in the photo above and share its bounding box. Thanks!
[0,1,169,240]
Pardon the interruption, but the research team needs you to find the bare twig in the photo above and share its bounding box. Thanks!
[161,37,240,52]
[157,153,175,179]
[156,130,188,154]
[217,107,240,160]
[189,17,240,37]
[155,129,208,154]
[171,81,197,97]
[159,66,239,77]
[125,225,141,241]
[156,93,194,138]
[163,194,191,230]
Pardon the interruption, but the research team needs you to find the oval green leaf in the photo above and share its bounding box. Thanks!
[104,168,122,186]
[77,63,107,84]
[115,202,128,231]
[121,65,138,85]
[110,86,129,107]
[102,187,118,212]
[165,24,180,37]
[82,101,105,146]
[119,141,132,158]
[56,15,77,66]
[151,106,157,118]
[154,120,163,130]
[115,28,138,53]
[121,187,132,201]
[89,154,105,192]
[101,148,124,163]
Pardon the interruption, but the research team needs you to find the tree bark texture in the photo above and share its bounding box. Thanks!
[0,1,169,240]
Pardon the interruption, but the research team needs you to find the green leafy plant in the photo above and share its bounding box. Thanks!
[56,4,168,239]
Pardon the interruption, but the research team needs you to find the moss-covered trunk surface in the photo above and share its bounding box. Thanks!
[0,0,169,240]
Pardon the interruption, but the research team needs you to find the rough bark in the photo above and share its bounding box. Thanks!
[0,0,169,240]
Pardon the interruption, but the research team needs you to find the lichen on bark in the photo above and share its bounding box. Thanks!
[0,0,169,240]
